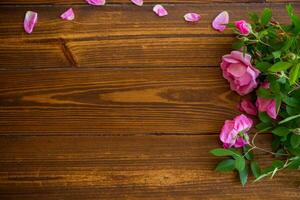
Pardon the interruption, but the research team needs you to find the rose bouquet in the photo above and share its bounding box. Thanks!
[211,4,300,185]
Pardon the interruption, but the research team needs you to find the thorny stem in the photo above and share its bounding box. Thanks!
[244,129,289,157]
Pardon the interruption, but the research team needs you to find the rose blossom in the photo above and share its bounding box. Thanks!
[256,81,278,119]
[220,114,252,148]
[234,20,251,35]
[221,51,260,95]
[239,99,257,116]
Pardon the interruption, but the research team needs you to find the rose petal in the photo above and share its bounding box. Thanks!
[24,11,38,34]
[267,100,277,119]
[184,13,201,22]
[212,11,229,32]
[220,119,236,146]
[131,0,143,6]
[233,114,253,133]
[227,63,247,77]
[256,97,271,112]
[234,137,248,148]
[222,55,240,64]
[239,99,257,116]
[60,8,75,21]
[153,5,168,17]
[230,50,251,67]
[86,0,105,6]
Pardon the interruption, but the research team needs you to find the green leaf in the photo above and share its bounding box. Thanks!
[258,112,272,123]
[249,12,259,23]
[269,62,293,72]
[287,157,300,169]
[272,160,284,168]
[261,8,272,25]
[272,136,281,150]
[282,96,300,107]
[286,4,294,19]
[254,166,274,182]
[255,122,273,131]
[289,64,300,85]
[235,156,246,171]
[215,159,235,172]
[255,61,271,72]
[210,148,238,157]
[286,4,300,33]
[238,166,248,186]
[272,126,290,137]
[257,88,273,99]
[232,40,244,49]
[243,145,254,160]
[250,161,261,178]
[291,134,300,148]
[287,105,300,116]
[272,51,281,60]
[275,95,282,113]
[269,75,281,94]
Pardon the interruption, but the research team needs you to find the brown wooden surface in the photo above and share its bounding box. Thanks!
[0,0,263,5]
[0,1,299,200]
[0,135,299,200]
[0,68,239,135]
[0,4,296,69]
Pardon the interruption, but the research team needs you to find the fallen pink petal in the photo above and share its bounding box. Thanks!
[212,11,229,32]
[131,0,143,6]
[60,8,75,21]
[24,11,38,34]
[86,0,105,6]
[184,13,201,22]
[153,5,168,17]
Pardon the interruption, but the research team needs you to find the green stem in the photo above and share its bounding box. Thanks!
[279,114,300,125]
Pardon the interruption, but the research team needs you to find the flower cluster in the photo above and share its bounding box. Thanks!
[211,5,300,185]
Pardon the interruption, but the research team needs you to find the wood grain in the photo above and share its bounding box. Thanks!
[1,1,299,199]
[0,0,263,5]
[0,135,299,200]
[0,68,240,135]
[0,4,298,68]
[0,37,233,69]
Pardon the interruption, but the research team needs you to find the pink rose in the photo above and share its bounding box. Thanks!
[234,20,251,35]
[221,51,260,95]
[256,98,277,119]
[256,81,278,119]
[239,99,257,116]
[220,114,252,148]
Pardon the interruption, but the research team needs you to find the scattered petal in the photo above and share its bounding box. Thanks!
[86,0,105,6]
[24,11,38,34]
[153,5,168,17]
[212,11,229,32]
[184,13,201,22]
[131,0,143,6]
[60,8,75,21]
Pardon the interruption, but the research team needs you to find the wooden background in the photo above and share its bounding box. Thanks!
[0,0,299,199]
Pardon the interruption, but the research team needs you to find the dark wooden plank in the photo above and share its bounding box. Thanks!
[0,135,299,200]
[0,0,263,5]
[0,37,233,69]
[0,4,298,68]
[0,68,240,135]
[0,42,70,69]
